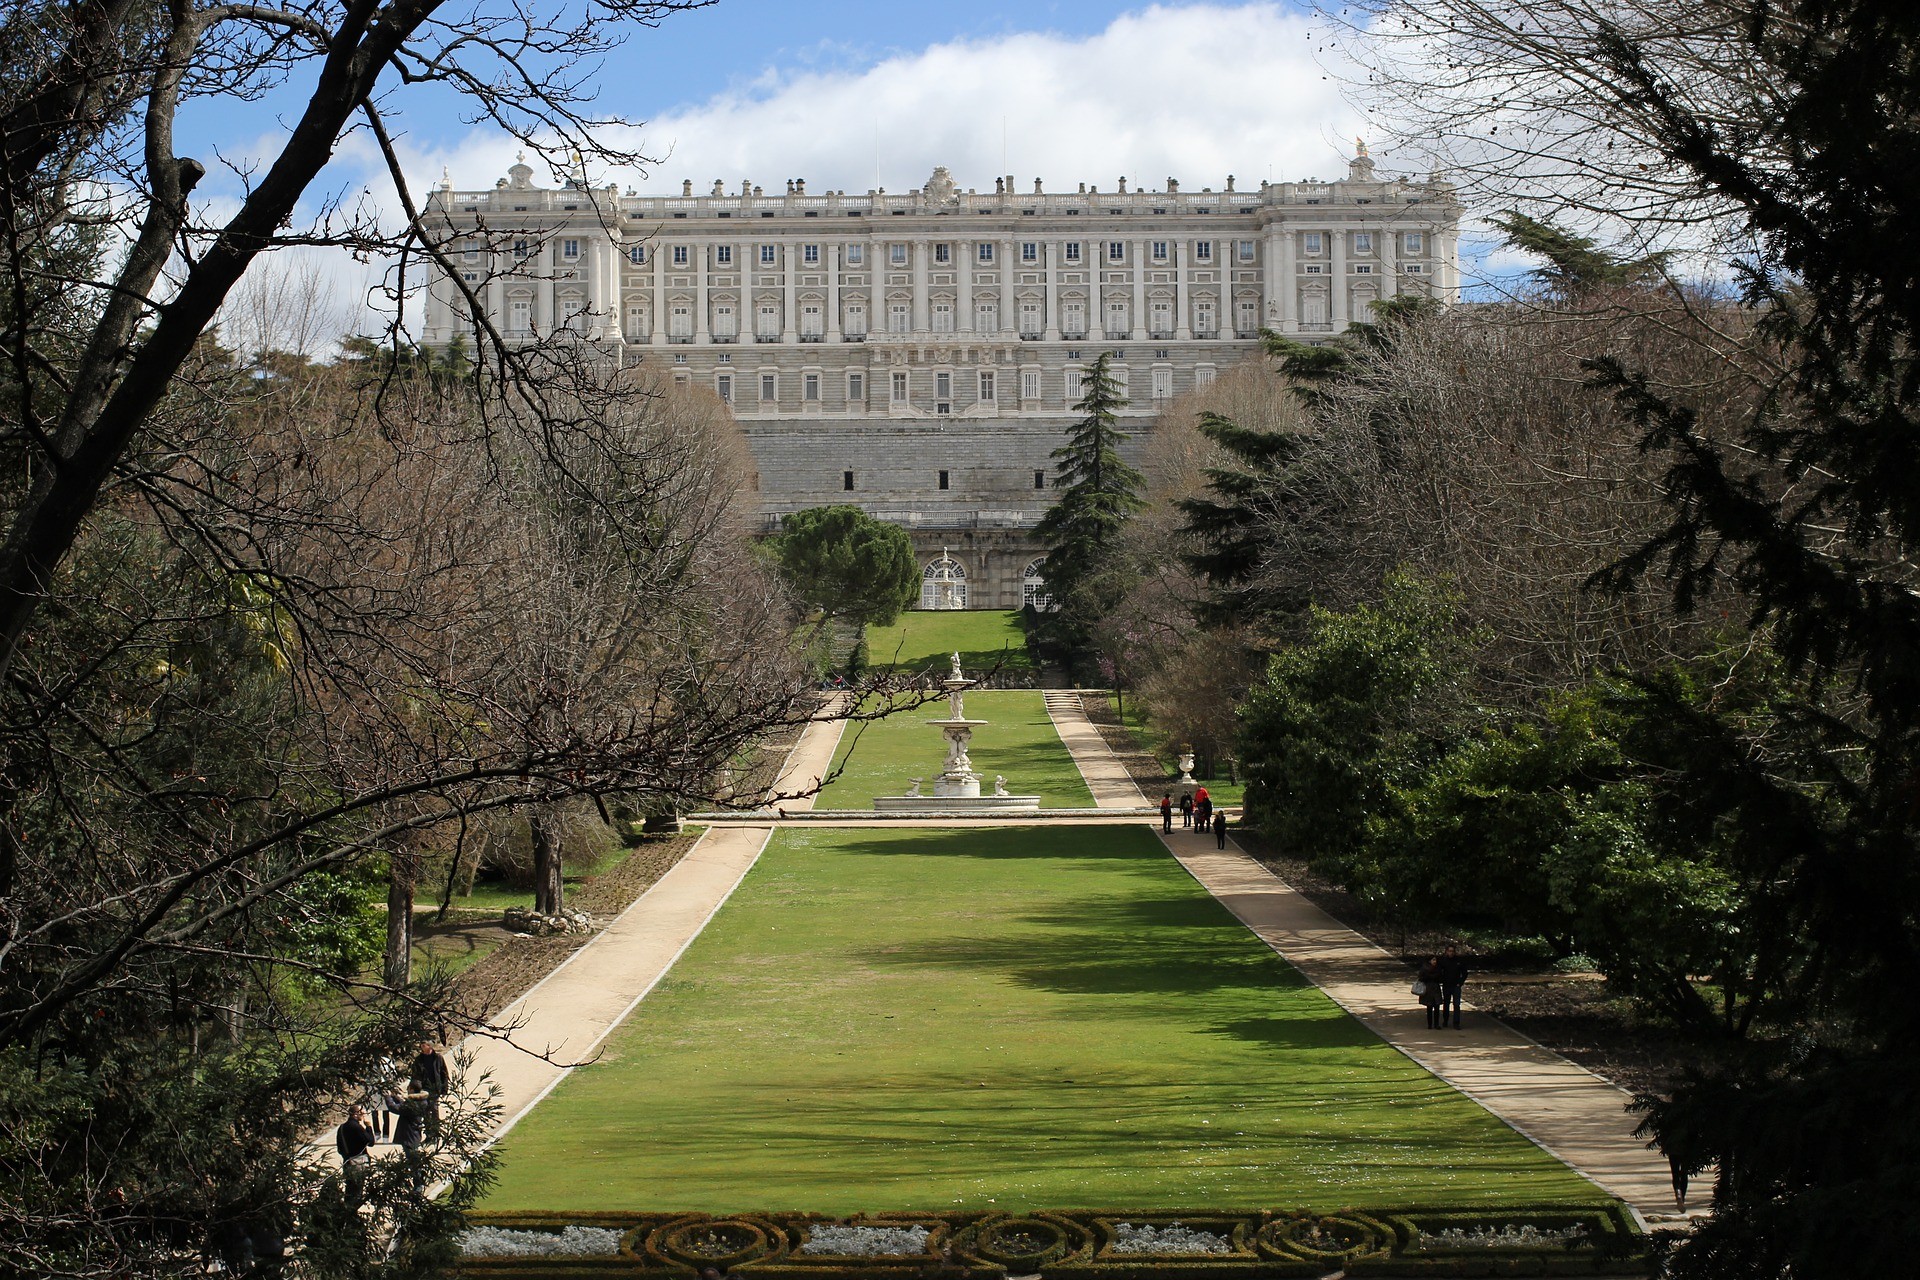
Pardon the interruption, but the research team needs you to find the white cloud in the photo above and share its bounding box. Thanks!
[418,4,1385,198]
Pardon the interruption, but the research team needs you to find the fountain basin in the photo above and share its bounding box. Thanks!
[873,793,1042,814]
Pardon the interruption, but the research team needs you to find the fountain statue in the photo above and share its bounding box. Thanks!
[873,654,1041,813]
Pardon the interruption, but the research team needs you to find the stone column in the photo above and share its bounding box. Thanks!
[1331,230,1350,328]
[912,238,930,333]
[1382,222,1400,301]
[1044,240,1062,341]
[1174,240,1191,340]
[694,241,709,341]
[649,238,665,344]
[958,235,974,333]
[1278,228,1296,331]
[1263,225,1284,333]
[782,241,798,342]
[999,238,1015,339]
[827,243,842,341]
[1131,239,1147,341]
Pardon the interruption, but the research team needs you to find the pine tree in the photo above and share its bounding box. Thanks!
[1035,353,1146,652]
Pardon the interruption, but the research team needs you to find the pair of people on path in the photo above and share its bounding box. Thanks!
[1415,945,1470,1029]
[335,1040,451,1200]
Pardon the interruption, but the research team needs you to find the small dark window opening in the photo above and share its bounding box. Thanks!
[938,470,950,491]
[843,470,855,491]
[1034,470,1046,490]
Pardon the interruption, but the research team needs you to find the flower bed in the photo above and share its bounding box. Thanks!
[453,1205,1649,1278]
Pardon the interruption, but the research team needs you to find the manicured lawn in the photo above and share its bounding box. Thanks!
[865,609,1032,677]
[484,824,1602,1214]
[815,690,1094,809]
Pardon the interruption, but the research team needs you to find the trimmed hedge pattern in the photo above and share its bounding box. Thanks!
[454,1205,1647,1279]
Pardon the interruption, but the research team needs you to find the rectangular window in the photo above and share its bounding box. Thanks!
[1354,232,1374,254]
[978,243,995,263]
[1152,366,1173,401]
[629,245,646,265]
[713,304,737,337]
[1403,232,1425,254]
[760,373,776,400]
[1304,233,1323,255]
[1403,262,1427,274]
[513,238,530,259]
[1065,241,1083,263]
[890,243,908,265]
[1354,263,1374,275]
[847,244,865,264]
[843,470,855,490]
[562,238,580,260]
[938,470,950,490]
[845,303,868,336]
[975,300,997,332]
[935,372,951,398]
[934,243,952,264]
[461,239,479,261]
[715,373,732,403]
[1237,239,1256,261]
[1107,241,1125,261]
[757,303,779,337]
[891,370,909,400]
[848,372,864,401]
[715,244,732,265]
[888,302,910,333]
[1304,263,1326,274]
[1034,469,1046,490]
[1021,370,1040,400]
[804,373,820,401]
[760,244,777,265]
[1195,241,1213,262]
[979,371,996,400]
[671,244,689,266]
[803,244,820,264]
[1151,240,1169,261]
[933,302,954,333]
[1021,241,1039,262]
[1195,364,1216,389]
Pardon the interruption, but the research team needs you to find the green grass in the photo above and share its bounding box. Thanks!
[815,691,1094,809]
[865,609,1032,677]
[484,824,1603,1214]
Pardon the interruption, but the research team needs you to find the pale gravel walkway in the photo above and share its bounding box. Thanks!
[1157,831,1679,1219]
[1043,690,1150,808]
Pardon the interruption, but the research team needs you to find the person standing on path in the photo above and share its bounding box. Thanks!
[335,1105,375,1206]
[1212,810,1227,849]
[1179,792,1194,828]
[1160,793,1173,832]
[1416,956,1444,1030]
[1437,945,1470,1029]
[410,1040,451,1142]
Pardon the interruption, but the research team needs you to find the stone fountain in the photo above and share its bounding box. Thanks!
[873,653,1041,813]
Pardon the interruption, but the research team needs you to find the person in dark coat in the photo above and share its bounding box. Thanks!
[1436,944,1470,1029]
[1178,792,1194,827]
[1212,810,1228,849]
[1159,793,1173,832]
[410,1040,451,1141]
[1416,956,1444,1029]
[336,1104,376,1205]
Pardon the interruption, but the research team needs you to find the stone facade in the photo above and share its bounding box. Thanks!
[422,154,1461,608]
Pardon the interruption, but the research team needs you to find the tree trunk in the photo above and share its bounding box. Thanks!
[384,846,414,989]
[531,806,564,916]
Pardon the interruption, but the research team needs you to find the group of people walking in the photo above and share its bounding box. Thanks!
[1160,787,1228,848]
[333,1040,452,1202]
[1414,946,1470,1030]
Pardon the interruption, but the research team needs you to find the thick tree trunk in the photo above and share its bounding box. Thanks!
[384,846,414,989]
[531,807,564,916]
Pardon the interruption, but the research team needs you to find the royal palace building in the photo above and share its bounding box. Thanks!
[422,152,1462,608]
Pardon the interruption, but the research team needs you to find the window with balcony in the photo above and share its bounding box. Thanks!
[1063,300,1086,337]
[932,302,954,333]
[800,304,823,338]
[668,305,691,339]
[756,303,779,339]
[508,295,531,334]
[1150,300,1173,337]
[713,304,737,338]
[1195,301,1216,337]
[845,303,868,336]
[888,302,910,333]
[1106,298,1129,337]
[975,300,997,333]
[1020,301,1042,337]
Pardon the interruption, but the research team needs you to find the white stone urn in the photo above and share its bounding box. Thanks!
[1176,746,1197,786]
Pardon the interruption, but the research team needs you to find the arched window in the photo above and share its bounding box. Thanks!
[920,556,969,611]
[1022,558,1053,611]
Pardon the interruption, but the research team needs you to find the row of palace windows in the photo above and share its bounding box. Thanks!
[612,297,1258,340]
[710,363,1211,408]
[464,231,1430,269]
[917,556,1054,612]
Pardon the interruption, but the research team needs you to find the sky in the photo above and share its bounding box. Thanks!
[178,2,1518,341]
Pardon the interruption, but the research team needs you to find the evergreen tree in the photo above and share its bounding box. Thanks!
[1034,353,1146,651]
[1490,211,1671,295]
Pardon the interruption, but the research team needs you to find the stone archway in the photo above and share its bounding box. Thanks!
[920,554,969,611]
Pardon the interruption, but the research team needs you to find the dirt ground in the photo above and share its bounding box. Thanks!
[439,831,702,1028]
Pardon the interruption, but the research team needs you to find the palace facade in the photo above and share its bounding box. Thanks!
[422,153,1461,608]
